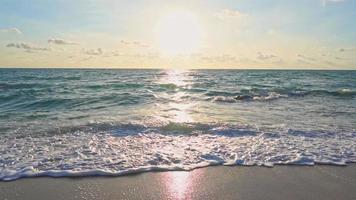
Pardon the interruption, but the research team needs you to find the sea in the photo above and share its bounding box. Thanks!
[0,69,355,181]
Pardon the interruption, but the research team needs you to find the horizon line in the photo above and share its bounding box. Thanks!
[0,66,355,71]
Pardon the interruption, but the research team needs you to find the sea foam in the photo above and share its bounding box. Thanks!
[1,123,355,181]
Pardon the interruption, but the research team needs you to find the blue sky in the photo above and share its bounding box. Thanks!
[0,0,355,68]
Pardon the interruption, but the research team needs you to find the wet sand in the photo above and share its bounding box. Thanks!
[1,165,356,200]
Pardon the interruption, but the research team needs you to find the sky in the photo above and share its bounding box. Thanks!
[0,0,355,69]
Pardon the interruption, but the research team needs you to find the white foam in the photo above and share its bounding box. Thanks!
[253,92,288,101]
[1,126,355,181]
[212,96,237,103]
[339,88,352,93]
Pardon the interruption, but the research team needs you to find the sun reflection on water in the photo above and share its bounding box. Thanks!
[157,69,195,123]
[159,69,191,87]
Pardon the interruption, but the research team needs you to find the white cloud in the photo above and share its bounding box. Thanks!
[334,56,346,60]
[6,42,49,51]
[271,58,284,65]
[82,48,103,55]
[48,39,79,45]
[299,53,345,66]
[257,52,277,60]
[0,28,22,34]
[323,60,337,66]
[112,51,122,57]
[297,58,313,65]
[321,0,345,6]
[120,40,149,48]
[120,40,130,45]
[200,54,236,63]
[109,51,159,59]
[214,9,246,20]
[297,54,316,61]
[338,47,354,52]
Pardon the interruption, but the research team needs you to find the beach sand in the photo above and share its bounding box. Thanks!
[1,165,355,200]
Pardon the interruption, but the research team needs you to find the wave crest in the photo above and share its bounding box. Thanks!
[1,122,355,181]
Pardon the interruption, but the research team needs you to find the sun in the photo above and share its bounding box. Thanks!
[156,11,203,56]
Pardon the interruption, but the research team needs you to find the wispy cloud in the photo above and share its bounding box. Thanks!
[214,9,246,20]
[200,54,236,63]
[323,60,337,66]
[110,51,159,59]
[48,39,79,45]
[296,54,321,65]
[338,47,354,52]
[120,40,149,48]
[297,54,316,61]
[297,59,313,65]
[321,0,345,6]
[0,27,22,34]
[334,56,346,60]
[82,48,103,55]
[111,51,122,57]
[257,52,277,60]
[6,42,49,51]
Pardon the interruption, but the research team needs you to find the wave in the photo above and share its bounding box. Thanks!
[1,122,355,181]
[211,92,288,103]
[85,83,145,90]
[211,96,237,103]
[2,158,351,182]
[158,83,179,90]
[305,89,356,97]
[253,92,288,101]
[0,92,156,113]
[204,90,238,97]
[0,83,52,90]
[210,88,355,103]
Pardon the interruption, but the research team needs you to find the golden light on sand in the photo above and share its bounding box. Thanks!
[156,11,203,56]
[160,170,204,200]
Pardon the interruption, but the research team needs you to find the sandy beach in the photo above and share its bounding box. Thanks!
[1,0,356,199]
[1,164,355,200]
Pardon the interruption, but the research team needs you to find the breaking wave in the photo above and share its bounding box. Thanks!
[1,122,355,181]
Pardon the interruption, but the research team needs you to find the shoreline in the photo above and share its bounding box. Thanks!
[1,164,356,200]
[1,162,355,182]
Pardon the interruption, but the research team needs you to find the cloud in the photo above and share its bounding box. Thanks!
[297,58,313,65]
[48,39,78,45]
[257,52,277,60]
[272,58,284,64]
[334,56,346,60]
[338,47,354,52]
[112,51,122,57]
[214,9,246,20]
[296,54,335,65]
[120,40,130,45]
[267,29,277,35]
[200,54,236,63]
[0,28,22,34]
[120,40,149,48]
[297,54,316,61]
[82,48,103,55]
[110,51,159,59]
[6,42,49,51]
[321,0,345,6]
[323,60,337,66]
[132,53,159,59]
[297,54,318,65]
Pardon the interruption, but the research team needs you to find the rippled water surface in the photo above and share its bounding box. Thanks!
[0,69,355,180]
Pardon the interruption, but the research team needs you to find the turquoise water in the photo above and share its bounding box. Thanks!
[0,69,355,180]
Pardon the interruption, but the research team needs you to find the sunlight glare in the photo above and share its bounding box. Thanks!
[156,11,203,56]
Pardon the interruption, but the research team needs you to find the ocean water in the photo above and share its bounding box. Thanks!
[0,69,355,181]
